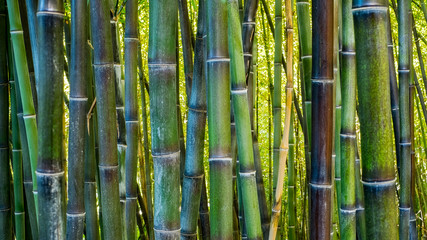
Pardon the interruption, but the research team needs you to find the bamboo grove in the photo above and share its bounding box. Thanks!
[4,0,427,238]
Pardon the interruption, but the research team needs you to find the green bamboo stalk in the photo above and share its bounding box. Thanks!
[178,0,193,98]
[11,78,25,240]
[9,42,38,239]
[0,3,12,236]
[339,0,357,235]
[6,0,39,218]
[397,0,413,236]
[272,0,282,211]
[228,0,262,238]
[180,0,208,238]
[409,68,416,240]
[353,0,399,237]
[137,45,154,240]
[148,0,180,238]
[23,0,38,84]
[90,0,123,236]
[296,0,312,154]
[124,0,139,236]
[269,0,294,235]
[206,0,233,237]
[199,176,210,240]
[66,0,89,237]
[310,0,334,237]
[288,112,296,240]
[36,0,66,237]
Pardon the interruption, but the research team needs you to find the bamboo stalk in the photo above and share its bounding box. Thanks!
[137,45,154,240]
[180,0,208,238]
[397,0,413,236]
[148,0,180,238]
[339,0,357,235]
[36,0,66,237]
[11,78,26,240]
[355,149,366,240]
[269,0,294,236]
[89,0,123,236]
[353,0,399,237]
[0,3,12,236]
[310,0,334,237]
[178,0,194,98]
[288,112,296,240]
[228,0,263,238]
[206,0,233,236]
[124,0,139,236]
[65,0,89,237]
[9,44,39,239]
[6,0,39,218]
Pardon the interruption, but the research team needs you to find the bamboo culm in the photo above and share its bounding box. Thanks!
[124,0,139,237]
[353,0,399,237]
[180,0,208,238]
[148,0,180,238]
[206,0,233,236]
[66,0,89,237]
[228,0,263,238]
[36,0,66,237]
[90,0,123,236]
[6,0,39,218]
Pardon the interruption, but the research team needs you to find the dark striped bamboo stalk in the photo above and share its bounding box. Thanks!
[397,0,412,236]
[180,0,207,238]
[90,0,123,236]
[24,0,38,83]
[339,0,357,235]
[353,0,399,237]
[0,4,12,236]
[228,0,263,238]
[6,0,39,217]
[11,78,25,240]
[36,0,66,237]
[148,0,180,238]
[206,0,233,237]
[269,0,294,235]
[124,0,139,237]
[310,0,334,236]
[66,0,89,237]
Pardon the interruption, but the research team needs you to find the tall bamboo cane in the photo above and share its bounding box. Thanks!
[11,77,26,240]
[66,0,89,237]
[228,0,263,238]
[272,0,282,212]
[6,0,39,218]
[148,0,180,238]
[36,0,66,237]
[178,0,193,98]
[137,45,154,240]
[355,148,366,240]
[9,43,39,239]
[397,0,413,236]
[339,0,357,236]
[206,0,233,237]
[90,0,123,236]
[269,0,294,235]
[287,111,296,240]
[353,0,399,237]
[0,4,12,236]
[124,0,139,236]
[310,0,334,237]
[180,0,208,238]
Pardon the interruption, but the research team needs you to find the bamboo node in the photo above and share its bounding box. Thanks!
[153,227,181,233]
[361,178,396,186]
[309,183,332,189]
[209,157,232,162]
[37,11,65,17]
